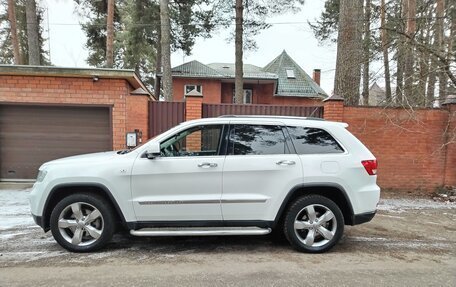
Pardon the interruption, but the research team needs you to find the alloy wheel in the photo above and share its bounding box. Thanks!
[293,204,337,248]
[57,202,104,246]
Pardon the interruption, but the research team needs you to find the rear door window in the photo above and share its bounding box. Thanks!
[228,124,289,155]
[287,126,344,154]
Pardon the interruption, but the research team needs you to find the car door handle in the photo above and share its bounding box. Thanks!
[198,162,218,168]
[276,160,296,166]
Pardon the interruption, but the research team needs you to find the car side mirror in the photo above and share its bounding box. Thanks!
[145,142,161,159]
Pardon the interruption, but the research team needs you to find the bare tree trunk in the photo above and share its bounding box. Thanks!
[362,0,371,105]
[25,0,40,65]
[436,0,446,105]
[403,0,416,104]
[396,0,408,105]
[234,0,244,104]
[427,57,437,106]
[449,3,456,85]
[106,0,114,68]
[418,8,432,106]
[160,0,172,101]
[154,28,162,100]
[7,0,22,64]
[334,0,363,105]
[418,33,430,106]
[381,0,392,103]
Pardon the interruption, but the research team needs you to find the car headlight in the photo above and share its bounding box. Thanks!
[36,170,48,182]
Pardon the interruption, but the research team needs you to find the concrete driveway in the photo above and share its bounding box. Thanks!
[0,186,455,286]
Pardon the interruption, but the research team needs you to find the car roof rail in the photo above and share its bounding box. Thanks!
[217,115,325,121]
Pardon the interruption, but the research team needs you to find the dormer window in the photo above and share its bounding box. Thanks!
[185,84,202,95]
[286,69,295,79]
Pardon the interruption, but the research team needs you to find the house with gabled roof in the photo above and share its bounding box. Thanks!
[161,50,327,106]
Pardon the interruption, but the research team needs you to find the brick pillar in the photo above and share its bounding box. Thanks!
[442,94,456,187]
[185,94,203,121]
[323,94,345,122]
[185,94,203,151]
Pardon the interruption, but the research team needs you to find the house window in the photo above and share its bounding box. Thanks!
[286,69,295,79]
[185,84,202,95]
[232,89,253,104]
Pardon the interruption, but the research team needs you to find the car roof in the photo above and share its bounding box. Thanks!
[184,115,348,128]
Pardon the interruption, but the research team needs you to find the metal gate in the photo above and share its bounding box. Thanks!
[149,101,186,137]
[202,103,323,118]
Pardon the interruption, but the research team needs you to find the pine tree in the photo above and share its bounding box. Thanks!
[334,0,364,105]
[381,0,392,103]
[7,0,22,64]
[25,0,40,65]
[0,0,49,65]
[213,0,305,104]
[234,0,244,104]
[75,0,215,91]
[160,0,172,101]
[362,0,371,105]
[106,0,114,68]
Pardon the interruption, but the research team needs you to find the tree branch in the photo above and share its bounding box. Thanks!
[382,27,456,87]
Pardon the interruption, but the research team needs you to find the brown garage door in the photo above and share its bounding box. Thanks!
[0,104,112,180]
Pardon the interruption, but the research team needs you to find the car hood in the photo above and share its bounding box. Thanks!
[41,151,120,168]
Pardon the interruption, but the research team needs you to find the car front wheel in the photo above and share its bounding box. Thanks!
[284,195,344,253]
[50,193,115,252]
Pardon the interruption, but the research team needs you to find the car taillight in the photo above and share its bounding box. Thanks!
[361,160,377,175]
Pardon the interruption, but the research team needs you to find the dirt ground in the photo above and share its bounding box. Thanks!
[0,187,455,286]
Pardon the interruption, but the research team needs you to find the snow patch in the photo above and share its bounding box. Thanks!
[349,236,450,249]
[378,198,456,213]
[0,189,34,230]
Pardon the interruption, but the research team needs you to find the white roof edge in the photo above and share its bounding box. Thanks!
[185,116,351,128]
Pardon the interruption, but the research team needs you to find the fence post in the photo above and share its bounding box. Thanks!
[185,94,203,121]
[323,94,344,122]
[442,94,456,187]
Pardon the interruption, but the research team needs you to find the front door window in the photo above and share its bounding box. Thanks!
[160,125,223,157]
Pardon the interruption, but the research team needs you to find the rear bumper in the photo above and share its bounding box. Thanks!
[32,214,48,231]
[351,211,376,225]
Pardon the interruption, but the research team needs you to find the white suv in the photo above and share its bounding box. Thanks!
[29,116,380,253]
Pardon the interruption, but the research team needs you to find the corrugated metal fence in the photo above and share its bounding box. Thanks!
[202,103,324,118]
[149,101,185,137]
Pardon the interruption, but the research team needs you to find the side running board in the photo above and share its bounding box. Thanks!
[130,227,271,237]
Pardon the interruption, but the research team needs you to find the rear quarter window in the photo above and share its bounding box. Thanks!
[287,126,344,154]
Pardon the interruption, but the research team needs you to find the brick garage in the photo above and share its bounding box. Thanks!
[0,65,152,180]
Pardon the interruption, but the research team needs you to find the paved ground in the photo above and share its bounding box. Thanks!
[0,186,455,286]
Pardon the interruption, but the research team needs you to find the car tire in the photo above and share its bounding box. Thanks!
[50,193,115,252]
[284,195,344,253]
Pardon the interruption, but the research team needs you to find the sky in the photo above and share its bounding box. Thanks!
[41,0,337,94]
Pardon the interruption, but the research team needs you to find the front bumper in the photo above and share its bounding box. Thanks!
[351,211,376,225]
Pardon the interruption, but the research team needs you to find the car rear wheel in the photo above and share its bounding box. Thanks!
[284,195,344,253]
[50,193,115,252]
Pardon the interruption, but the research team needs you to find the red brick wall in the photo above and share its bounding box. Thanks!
[172,78,221,103]
[0,75,149,150]
[339,105,453,191]
[126,95,149,144]
[444,105,456,186]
